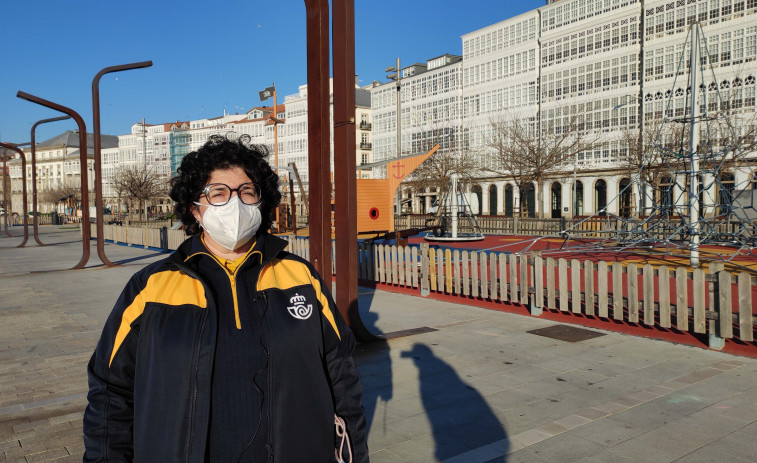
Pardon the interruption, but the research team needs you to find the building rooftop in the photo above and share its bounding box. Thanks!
[36,130,118,150]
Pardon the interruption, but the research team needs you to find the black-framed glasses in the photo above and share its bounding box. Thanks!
[199,182,261,206]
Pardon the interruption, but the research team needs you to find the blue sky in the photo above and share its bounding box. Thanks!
[0,0,543,144]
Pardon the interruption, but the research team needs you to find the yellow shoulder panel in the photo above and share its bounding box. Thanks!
[258,259,341,340]
[109,270,207,366]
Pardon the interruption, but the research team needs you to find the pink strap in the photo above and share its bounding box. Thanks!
[334,415,352,463]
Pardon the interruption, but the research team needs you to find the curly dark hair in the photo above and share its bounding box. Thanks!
[170,135,281,236]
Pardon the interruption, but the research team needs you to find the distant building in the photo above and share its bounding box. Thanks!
[371,54,463,212]
[280,78,373,184]
[373,0,757,218]
[7,130,117,215]
[95,77,371,215]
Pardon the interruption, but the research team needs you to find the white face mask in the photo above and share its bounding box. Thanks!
[194,196,262,251]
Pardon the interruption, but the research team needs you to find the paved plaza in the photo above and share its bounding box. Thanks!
[1,226,757,462]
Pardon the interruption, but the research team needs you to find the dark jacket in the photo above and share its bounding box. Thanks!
[83,233,368,462]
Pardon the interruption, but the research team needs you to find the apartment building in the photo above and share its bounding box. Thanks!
[376,0,757,218]
[371,54,464,212]
[7,131,117,215]
[280,79,373,184]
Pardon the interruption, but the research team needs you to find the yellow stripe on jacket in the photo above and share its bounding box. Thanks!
[257,258,341,340]
[109,270,207,366]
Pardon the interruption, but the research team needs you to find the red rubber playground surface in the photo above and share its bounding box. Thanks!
[366,233,757,358]
[397,233,757,271]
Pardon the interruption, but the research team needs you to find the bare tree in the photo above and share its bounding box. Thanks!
[486,109,598,218]
[41,181,82,204]
[403,122,483,210]
[709,108,757,161]
[617,116,687,178]
[112,165,168,221]
[613,115,690,217]
[39,181,82,217]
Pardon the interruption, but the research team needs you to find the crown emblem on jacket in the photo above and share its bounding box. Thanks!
[287,293,313,320]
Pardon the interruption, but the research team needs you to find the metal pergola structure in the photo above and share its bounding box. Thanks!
[5,1,372,339]
[305,0,377,341]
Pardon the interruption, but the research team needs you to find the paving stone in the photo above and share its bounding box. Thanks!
[367,448,403,463]
[606,427,715,462]
[3,228,757,462]
[568,415,657,448]
[22,448,70,463]
[673,446,755,463]
[508,432,609,463]
[386,433,468,462]
[484,387,540,412]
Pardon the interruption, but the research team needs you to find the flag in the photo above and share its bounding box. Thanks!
[259,86,275,101]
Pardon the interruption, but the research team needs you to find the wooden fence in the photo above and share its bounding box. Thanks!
[282,236,756,346]
[93,225,756,346]
[94,224,186,250]
[396,214,757,240]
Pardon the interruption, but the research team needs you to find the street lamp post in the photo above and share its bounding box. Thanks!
[386,58,402,226]
[258,83,284,229]
[611,97,639,218]
[92,61,153,267]
[0,142,30,247]
[31,116,71,246]
[1,149,12,237]
[17,91,92,269]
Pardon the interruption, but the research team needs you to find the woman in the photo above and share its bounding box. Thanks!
[83,136,368,462]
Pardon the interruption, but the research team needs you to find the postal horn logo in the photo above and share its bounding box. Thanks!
[287,293,313,320]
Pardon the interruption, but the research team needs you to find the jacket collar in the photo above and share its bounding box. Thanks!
[170,232,290,272]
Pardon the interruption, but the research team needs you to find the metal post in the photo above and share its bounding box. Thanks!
[142,117,147,221]
[689,25,700,268]
[0,143,30,247]
[304,0,332,278]
[17,91,91,269]
[92,61,152,266]
[1,150,13,237]
[573,155,577,217]
[31,116,71,246]
[451,173,459,238]
[395,57,402,222]
[273,85,282,229]
[333,0,377,341]
[289,175,297,234]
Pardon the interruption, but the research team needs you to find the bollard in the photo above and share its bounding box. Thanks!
[420,242,430,297]
[708,262,725,350]
[160,227,168,252]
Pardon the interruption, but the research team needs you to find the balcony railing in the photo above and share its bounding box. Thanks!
[360,142,372,149]
[359,122,372,130]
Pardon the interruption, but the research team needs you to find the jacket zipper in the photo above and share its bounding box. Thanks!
[186,294,208,461]
[260,290,275,462]
[230,276,241,329]
[176,263,211,463]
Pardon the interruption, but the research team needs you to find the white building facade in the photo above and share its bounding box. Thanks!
[371,54,464,212]
[377,0,757,218]
[7,131,116,216]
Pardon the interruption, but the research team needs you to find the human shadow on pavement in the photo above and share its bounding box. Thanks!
[401,343,509,462]
[353,282,393,438]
